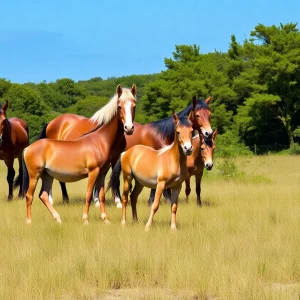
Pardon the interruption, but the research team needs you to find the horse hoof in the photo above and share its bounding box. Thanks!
[26,218,31,224]
[8,196,13,201]
[83,219,89,225]
[116,202,122,209]
[94,200,100,208]
[170,225,177,231]
[145,225,150,232]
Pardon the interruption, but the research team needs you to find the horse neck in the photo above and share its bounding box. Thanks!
[92,115,124,149]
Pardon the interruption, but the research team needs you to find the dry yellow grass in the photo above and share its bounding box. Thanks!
[0,155,300,299]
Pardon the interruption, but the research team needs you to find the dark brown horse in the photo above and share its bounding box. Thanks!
[15,85,136,224]
[0,100,29,200]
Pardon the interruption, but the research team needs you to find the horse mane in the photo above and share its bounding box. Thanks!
[89,88,137,125]
[150,98,209,140]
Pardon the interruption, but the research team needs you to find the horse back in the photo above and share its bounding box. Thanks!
[46,114,97,140]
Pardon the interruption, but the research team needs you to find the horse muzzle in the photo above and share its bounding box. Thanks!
[124,124,134,135]
[183,145,193,156]
[204,162,214,170]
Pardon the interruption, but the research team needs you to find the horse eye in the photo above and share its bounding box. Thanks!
[118,106,122,110]
[201,147,204,151]
[176,131,180,135]
[196,115,200,119]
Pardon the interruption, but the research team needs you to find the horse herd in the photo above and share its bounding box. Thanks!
[0,84,217,230]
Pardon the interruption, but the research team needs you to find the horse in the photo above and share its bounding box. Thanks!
[15,85,136,224]
[36,84,136,204]
[37,95,212,207]
[185,130,217,206]
[108,111,194,231]
[0,100,29,200]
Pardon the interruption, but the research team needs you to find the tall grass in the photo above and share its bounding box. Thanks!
[0,155,300,299]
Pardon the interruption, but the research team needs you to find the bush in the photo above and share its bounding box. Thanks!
[289,143,300,155]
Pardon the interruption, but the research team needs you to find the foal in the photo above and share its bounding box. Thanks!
[109,112,194,231]
[185,130,217,206]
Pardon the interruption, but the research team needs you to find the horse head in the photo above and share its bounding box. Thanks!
[0,100,8,146]
[199,130,217,170]
[116,84,136,135]
[192,96,213,140]
[172,111,194,156]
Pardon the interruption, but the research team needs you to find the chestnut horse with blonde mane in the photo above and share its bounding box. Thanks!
[108,112,194,231]
[15,85,136,224]
[37,95,212,207]
[0,100,29,200]
[185,130,217,206]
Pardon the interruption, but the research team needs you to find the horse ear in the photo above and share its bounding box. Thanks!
[192,96,197,109]
[172,111,179,125]
[2,100,8,111]
[205,96,212,104]
[116,84,122,98]
[212,129,218,139]
[188,111,194,123]
[131,84,137,97]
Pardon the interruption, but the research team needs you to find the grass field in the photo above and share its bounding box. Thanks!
[0,155,300,300]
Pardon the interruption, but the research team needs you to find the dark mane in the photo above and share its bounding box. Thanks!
[149,98,209,140]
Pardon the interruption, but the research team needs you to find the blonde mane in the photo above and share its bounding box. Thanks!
[89,88,136,125]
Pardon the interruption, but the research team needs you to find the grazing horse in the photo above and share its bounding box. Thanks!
[0,100,29,200]
[108,112,194,231]
[185,130,217,206]
[16,85,136,224]
[36,84,137,204]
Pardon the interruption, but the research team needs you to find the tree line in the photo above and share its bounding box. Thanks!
[1,22,300,155]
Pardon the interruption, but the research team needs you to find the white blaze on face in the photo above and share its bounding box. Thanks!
[124,101,133,131]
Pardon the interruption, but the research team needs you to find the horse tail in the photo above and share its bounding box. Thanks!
[36,123,49,141]
[14,152,29,199]
[107,158,122,199]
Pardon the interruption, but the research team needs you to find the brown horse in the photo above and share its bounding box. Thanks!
[185,130,217,206]
[0,100,29,200]
[108,112,194,231]
[37,95,212,206]
[16,85,136,224]
[36,84,136,204]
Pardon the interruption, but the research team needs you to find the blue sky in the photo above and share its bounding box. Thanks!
[1,0,299,83]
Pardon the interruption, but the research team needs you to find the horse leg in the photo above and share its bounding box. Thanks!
[39,174,61,223]
[82,168,100,225]
[59,182,69,204]
[163,188,171,203]
[170,184,182,231]
[145,182,165,231]
[195,171,203,207]
[25,174,40,224]
[185,176,191,203]
[148,189,155,206]
[4,159,15,200]
[121,175,133,226]
[93,169,108,208]
[96,172,110,224]
[130,181,144,222]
